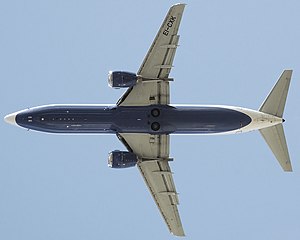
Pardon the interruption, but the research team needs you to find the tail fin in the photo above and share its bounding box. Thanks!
[259,70,293,171]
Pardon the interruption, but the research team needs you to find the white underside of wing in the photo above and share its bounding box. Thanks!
[118,133,185,236]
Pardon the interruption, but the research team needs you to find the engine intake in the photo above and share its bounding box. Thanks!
[108,71,138,88]
[108,150,138,168]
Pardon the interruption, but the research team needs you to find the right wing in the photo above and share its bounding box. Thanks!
[118,133,185,236]
[117,4,185,106]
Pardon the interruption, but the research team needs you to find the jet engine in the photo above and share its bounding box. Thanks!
[108,150,138,168]
[108,71,138,88]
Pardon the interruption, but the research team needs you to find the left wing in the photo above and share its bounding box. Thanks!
[118,133,185,236]
[117,4,185,106]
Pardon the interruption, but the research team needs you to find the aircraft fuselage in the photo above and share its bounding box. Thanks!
[6,104,282,135]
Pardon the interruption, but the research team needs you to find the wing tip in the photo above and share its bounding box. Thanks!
[173,3,187,6]
[171,230,185,237]
[283,163,293,172]
[171,3,187,11]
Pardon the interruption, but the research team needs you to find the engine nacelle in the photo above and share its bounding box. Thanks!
[108,150,138,168]
[108,71,138,88]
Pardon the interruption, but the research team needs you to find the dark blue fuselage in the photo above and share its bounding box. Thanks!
[15,105,251,134]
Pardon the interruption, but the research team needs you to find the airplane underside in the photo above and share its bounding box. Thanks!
[4,3,293,236]
[11,104,252,134]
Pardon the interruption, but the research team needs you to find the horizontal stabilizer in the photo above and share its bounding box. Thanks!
[259,70,292,117]
[259,124,292,171]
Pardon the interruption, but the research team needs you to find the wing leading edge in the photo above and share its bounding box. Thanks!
[118,133,184,236]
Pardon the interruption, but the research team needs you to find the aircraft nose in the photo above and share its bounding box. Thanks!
[4,112,17,126]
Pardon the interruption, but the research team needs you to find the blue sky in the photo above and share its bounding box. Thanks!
[1,0,300,239]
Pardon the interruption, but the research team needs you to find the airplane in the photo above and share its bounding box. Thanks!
[4,3,293,237]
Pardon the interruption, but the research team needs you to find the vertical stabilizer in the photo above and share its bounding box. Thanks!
[259,70,292,117]
[259,70,292,171]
